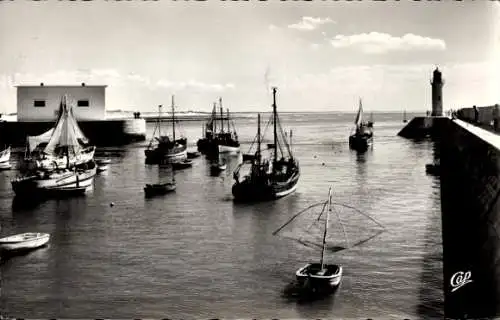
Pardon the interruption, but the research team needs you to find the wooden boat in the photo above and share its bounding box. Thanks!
[426,159,440,175]
[96,158,111,165]
[197,98,240,155]
[232,87,300,202]
[295,188,342,294]
[0,161,12,170]
[97,164,109,172]
[349,98,373,152]
[172,159,193,170]
[145,96,187,164]
[0,145,10,163]
[144,164,176,196]
[11,96,97,196]
[210,160,227,175]
[0,232,50,251]
[187,151,201,159]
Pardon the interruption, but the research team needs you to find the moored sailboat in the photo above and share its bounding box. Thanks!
[348,98,373,152]
[0,145,11,169]
[197,98,240,155]
[11,95,97,196]
[232,87,300,202]
[145,96,187,164]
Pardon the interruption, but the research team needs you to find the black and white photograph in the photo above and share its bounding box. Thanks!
[0,0,499,318]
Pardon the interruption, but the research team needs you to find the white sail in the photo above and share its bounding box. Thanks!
[27,128,54,153]
[354,98,363,127]
[43,95,89,158]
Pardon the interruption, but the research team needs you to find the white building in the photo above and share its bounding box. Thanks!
[16,83,107,122]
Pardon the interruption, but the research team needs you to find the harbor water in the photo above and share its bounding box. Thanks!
[0,112,442,319]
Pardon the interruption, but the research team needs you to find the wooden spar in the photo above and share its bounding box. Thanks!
[257,113,261,164]
[320,188,332,270]
[272,87,277,164]
[220,97,224,133]
[271,201,327,236]
[171,96,175,142]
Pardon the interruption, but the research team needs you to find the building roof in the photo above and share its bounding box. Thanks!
[15,84,108,88]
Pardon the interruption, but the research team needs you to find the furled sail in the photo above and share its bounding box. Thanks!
[43,95,89,157]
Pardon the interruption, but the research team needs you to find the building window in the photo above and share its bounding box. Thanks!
[33,100,46,107]
[77,100,90,107]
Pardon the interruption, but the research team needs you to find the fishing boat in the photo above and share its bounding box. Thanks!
[232,87,300,202]
[172,159,193,170]
[295,188,342,294]
[273,187,386,297]
[197,98,240,155]
[0,232,50,251]
[348,98,373,152]
[144,166,176,196]
[145,96,187,164]
[11,96,97,196]
[403,110,408,123]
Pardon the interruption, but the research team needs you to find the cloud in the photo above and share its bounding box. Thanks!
[156,79,235,92]
[330,32,446,54]
[268,24,278,31]
[288,17,334,31]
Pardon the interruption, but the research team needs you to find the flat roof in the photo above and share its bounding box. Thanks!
[15,85,108,88]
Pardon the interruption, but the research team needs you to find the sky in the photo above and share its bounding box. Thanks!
[0,0,499,113]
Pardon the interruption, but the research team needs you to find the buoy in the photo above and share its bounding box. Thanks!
[322,162,325,166]
[110,202,115,207]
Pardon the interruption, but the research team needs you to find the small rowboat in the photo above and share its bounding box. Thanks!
[144,182,176,196]
[172,159,193,170]
[0,232,50,251]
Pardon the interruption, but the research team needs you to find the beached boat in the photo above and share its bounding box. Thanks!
[349,98,373,152]
[11,96,97,196]
[145,96,187,164]
[197,98,240,155]
[295,188,342,294]
[0,232,50,251]
[232,87,300,202]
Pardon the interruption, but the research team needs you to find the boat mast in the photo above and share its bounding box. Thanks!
[158,104,162,137]
[272,87,278,164]
[227,108,230,134]
[320,188,332,270]
[171,96,176,142]
[213,102,217,133]
[257,113,261,164]
[220,97,224,133]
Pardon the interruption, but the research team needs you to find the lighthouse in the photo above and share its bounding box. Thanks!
[430,67,444,117]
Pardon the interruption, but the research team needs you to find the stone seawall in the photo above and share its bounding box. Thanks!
[0,118,146,147]
[440,118,500,318]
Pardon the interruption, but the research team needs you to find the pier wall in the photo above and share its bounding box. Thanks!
[440,118,500,318]
[397,116,449,139]
[0,118,146,147]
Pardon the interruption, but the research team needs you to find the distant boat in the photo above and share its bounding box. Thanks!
[96,158,111,165]
[145,96,188,164]
[403,110,408,123]
[426,159,440,176]
[0,232,50,251]
[172,159,193,170]
[144,166,176,196]
[232,87,300,202]
[197,98,240,155]
[210,160,227,175]
[349,98,373,152]
[187,151,201,159]
[295,188,342,294]
[96,164,109,172]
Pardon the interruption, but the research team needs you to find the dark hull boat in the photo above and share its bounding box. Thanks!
[197,98,240,155]
[349,98,374,152]
[232,87,300,202]
[145,96,187,164]
[172,159,193,170]
[144,182,176,197]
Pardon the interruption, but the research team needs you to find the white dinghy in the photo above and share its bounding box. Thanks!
[0,232,50,251]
